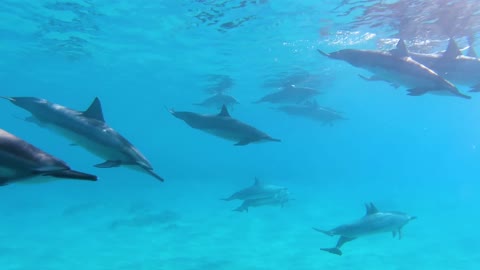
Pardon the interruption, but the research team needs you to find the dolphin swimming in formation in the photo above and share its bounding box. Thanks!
[313,203,416,256]
[222,177,288,201]
[193,93,240,109]
[170,105,281,146]
[254,85,320,104]
[407,39,480,92]
[275,101,346,126]
[233,189,290,212]
[2,97,164,182]
[0,128,97,185]
[318,40,471,99]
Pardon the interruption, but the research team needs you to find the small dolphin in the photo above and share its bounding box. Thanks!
[170,105,281,146]
[275,101,345,126]
[2,97,164,182]
[233,189,290,212]
[193,93,240,109]
[0,128,97,185]
[318,40,471,99]
[254,85,320,104]
[408,39,480,92]
[222,177,288,201]
[313,203,416,256]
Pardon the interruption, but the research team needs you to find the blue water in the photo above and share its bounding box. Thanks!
[1,1,480,269]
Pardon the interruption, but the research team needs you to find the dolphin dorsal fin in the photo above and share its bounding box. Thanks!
[365,202,379,215]
[83,97,105,122]
[390,39,408,57]
[443,39,462,59]
[254,177,263,186]
[218,104,231,117]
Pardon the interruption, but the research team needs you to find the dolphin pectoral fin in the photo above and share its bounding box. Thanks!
[407,88,429,96]
[45,170,98,181]
[234,140,252,146]
[336,236,356,248]
[320,247,342,256]
[94,160,122,168]
[392,231,397,238]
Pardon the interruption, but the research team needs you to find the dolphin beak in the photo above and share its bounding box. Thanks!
[317,49,331,57]
[0,96,16,102]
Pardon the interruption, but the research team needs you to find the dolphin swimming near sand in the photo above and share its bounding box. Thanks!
[170,105,281,146]
[2,97,164,182]
[193,93,239,109]
[318,40,471,99]
[407,39,480,92]
[222,177,288,201]
[233,189,290,212]
[313,203,416,256]
[0,128,97,185]
[254,85,320,104]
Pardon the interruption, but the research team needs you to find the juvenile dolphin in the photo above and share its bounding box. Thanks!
[2,97,164,182]
[318,40,471,99]
[170,105,281,146]
[0,128,97,185]
[313,203,416,256]
[233,189,290,212]
[193,93,240,109]
[222,177,288,201]
[254,85,320,104]
[275,101,345,126]
[408,39,480,92]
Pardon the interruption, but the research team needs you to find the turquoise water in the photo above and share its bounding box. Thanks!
[1,1,480,269]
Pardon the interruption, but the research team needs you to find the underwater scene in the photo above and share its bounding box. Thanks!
[1,0,480,269]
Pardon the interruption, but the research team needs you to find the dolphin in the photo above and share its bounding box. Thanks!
[2,97,164,182]
[275,101,345,126]
[233,189,290,212]
[0,128,97,185]
[318,40,471,99]
[313,203,416,256]
[222,177,288,201]
[408,39,480,92]
[170,105,281,146]
[254,85,320,104]
[193,93,240,109]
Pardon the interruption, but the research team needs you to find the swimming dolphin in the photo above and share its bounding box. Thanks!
[170,105,281,146]
[2,97,164,182]
[222,177,288,201]
[254,85,320,104]
[318,40,471,99]
[193,93,240,109]
[408,39,480,92]
[0,128,97,185]
[233,189,290,212]
[313,203,416,256]
[275,101,345,126]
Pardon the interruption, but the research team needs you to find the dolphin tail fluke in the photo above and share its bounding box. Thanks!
[312,227,334,236]
[320,247,342,256]
[469,84,480,92]
[46,170,98,181]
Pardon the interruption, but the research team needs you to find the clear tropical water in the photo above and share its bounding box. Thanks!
[1,1,479,269]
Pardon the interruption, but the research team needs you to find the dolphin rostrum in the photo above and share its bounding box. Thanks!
[318,40,471,99]
[0,128,97,185]
[313,203,416,256]
[2,97,164,182]
[222,177,288,201]
[170,105,281,146]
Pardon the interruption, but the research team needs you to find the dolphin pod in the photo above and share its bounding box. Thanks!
[0,128,97,185]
